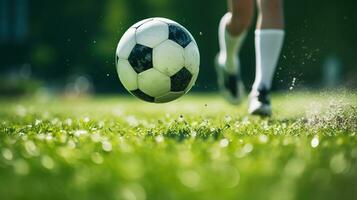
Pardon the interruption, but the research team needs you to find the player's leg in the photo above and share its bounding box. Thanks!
[226,0,255,36]
[249,0,285,116]
[216,0,254,104]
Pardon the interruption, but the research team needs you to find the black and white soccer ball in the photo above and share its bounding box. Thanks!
[115,17,200,103]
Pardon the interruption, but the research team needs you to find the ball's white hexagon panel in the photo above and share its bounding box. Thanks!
[153,40,185,76]
[155,91,184,103]
[136,20,169,48]
[184,41,200,75]
[116,28,136,59]
[117,59,138,91]
[154,17,176,24]
[138,68,171,97]
[131,18,153,28]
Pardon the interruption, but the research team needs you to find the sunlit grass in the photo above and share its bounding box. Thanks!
[0,90,356,200]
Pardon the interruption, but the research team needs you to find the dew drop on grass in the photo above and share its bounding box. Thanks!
[102,141,112,152]
[259,134,268,143]
[219,138,229,148]
[66,118,73,126]
[83,117,90,123]
[46,134,53,141]
[283,137,290,146]
[2,148,13,160]
[51,118,60,125]
[311,136,319,148]
[178,170,201,188]
[155,135,164,143]
[41,155,55,170]
[67,140,76,149]
[242,143,253,154]
[120,183,146,200]
[74,130,87,137]
[91,152,104,164]
[330,153,348,174]
[126,116,139,127]
[24,140,39,157]
[91,132,102,142]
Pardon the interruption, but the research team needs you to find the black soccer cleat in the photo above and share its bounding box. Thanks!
[248,87,272,116]
[215,55,245,105]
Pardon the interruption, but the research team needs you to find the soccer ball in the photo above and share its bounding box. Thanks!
[115,17,200,103]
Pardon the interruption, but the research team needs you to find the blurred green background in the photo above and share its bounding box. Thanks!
[0,0,356,95]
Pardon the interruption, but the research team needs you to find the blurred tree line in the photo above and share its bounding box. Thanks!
[0,0,356,94]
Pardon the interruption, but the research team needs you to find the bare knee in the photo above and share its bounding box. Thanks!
[228,0,254,35]
[256,0,284,29]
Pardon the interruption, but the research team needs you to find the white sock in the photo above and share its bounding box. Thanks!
[218,12,247,74]
[253,29,285,91]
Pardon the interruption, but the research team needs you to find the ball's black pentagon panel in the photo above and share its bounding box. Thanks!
[128,44,153,73]
[168,24,192,48]
[131,89,155,102]
[170,67,193,92]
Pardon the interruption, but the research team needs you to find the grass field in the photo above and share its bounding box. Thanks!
[0,91,357,200]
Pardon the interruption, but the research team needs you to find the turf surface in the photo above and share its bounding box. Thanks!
[0,91,356,200]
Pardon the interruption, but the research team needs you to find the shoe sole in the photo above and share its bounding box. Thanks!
[249,105,272,117]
